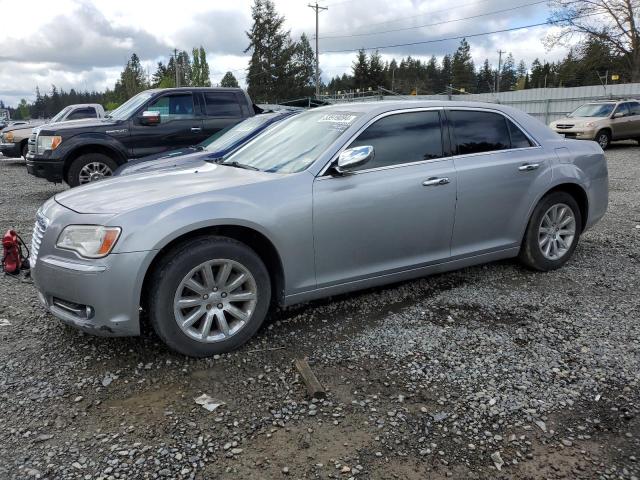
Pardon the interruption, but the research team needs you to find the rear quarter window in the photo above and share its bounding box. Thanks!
[204,92,242,117]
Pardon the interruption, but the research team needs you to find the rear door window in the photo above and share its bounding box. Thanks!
[348,111,444,171]
[203,92,242,117]
[449,110,512,155]
[626,102,640,116]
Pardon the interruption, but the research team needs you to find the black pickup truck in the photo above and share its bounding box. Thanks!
[26,87,257,186]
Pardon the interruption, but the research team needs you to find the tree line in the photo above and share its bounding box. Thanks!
[328,36,635,96]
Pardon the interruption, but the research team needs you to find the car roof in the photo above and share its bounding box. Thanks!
[313,100,529,116]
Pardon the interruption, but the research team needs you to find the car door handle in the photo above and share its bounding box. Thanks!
[518,163,540,171]
[191,127,202,133]
[422,177,450,186]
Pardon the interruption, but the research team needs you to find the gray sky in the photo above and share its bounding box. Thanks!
[0,0,571,107]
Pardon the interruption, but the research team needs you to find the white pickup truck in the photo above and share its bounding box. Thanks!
[0,104,106,159]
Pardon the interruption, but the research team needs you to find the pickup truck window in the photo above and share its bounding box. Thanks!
[108,92,154,120]
[203,92,242,117]
[50,106,72,123]
[67,108,97,120]
[148,94,196,122]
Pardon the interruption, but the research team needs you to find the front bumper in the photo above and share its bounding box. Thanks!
[32,251,149,336]
[0,142,21,158]
[26,154,64,182]
[551,128,597,140]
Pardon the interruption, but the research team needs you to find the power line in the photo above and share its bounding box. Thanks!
[309,2,329,97]
[321,0,496,35]
[319,0,546,39]
[323,17,589,53]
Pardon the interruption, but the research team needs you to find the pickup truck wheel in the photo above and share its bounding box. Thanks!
[149,236,271,357]
[519,191,582,271]
[21,142,28,159]
[67,153,117,187]
[595,130,610,150]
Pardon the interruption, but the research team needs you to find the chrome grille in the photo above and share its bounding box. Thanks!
[555,124,574,130]
[28,132,37,154]
[30,211,49,267]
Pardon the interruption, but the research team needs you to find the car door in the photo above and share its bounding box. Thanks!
[200,91,246,138]
[626,101,640,137]
[610,103,633,139]
[127,92,204,158]
[313,110,457,288]
[447,108,552,258]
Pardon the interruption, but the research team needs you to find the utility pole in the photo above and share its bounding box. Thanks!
[173,48,180,87]
[496,49,505,94]
[309,2,328,98]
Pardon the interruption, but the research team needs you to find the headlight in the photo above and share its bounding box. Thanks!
[37,135,62,153]
[56,225,121,258]
[5,131,14,142]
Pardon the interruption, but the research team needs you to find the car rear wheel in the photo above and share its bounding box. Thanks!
[519,191,582,271]
[67,153,117,187]
[595,130,610,150]
[149,236,271,357]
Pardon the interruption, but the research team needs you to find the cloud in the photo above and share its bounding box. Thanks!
[0,0,574,107]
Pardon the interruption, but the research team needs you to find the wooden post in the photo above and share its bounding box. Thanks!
[294,358,326,399]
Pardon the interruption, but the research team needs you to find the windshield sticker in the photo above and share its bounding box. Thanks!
[318,113,358,124]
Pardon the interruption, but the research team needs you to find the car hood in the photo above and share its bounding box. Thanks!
[39,118,120,134]
[550,116,606,126]
[117,150,209,176]
[54,162,280,214]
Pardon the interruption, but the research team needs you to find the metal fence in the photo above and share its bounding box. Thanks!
[319,83,640,125]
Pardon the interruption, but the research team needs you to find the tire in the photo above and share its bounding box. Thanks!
[148,236,271,357]
[519,191,582,271]
[21,141,28,159]
[66,153,118,187]
[594,130,611,150]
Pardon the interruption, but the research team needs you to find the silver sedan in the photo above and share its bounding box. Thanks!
[31,101,608,357]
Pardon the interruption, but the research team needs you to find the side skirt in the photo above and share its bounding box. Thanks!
[282,247,520,307]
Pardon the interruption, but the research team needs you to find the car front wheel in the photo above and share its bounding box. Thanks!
[67,153,117,187]
[595,130,610,150]
[519,191,582,271]
[149,236,271,357]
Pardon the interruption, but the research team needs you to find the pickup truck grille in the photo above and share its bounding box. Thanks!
[28,132,37,154]
[555,124,575,130]
[30,211,49,268]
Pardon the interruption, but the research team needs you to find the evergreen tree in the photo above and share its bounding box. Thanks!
[451,39,476,92]
[441,54,453,90]
[478,59,495,93]
[516,60,529,90]
[368,50,385,88]
[352,49,369,90]
[245,0,296,102]
[499,53,517,91]
[292,33,315,96]
[151,62,168,88]
[220,71,240,88]
[191,46,212,86]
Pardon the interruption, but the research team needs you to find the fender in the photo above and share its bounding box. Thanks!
[58,132,129,166]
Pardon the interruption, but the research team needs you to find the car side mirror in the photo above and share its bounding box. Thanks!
[613,111,625,118]
[139,111,161,126]
[334,146,374,175]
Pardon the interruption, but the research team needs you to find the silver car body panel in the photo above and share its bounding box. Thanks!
[31,101,609,335]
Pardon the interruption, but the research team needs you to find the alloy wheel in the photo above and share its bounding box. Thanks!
[538,203,576,260]
[78,161,113,184]
[173,259,258,343]
[597,133,609,149]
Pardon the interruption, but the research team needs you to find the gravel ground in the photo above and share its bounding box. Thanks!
[0,144,639,480]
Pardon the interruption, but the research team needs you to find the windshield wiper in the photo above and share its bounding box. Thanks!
[219,160,260,171]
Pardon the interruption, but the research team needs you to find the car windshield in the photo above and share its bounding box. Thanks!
[569,103,615,118]
[49,106,72,123]
[223,110,360,173]
[203,114,286,153]
[107,92,154,120]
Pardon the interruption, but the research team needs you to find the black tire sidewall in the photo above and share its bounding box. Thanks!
[21,142,28,159]
[149,237,271,357]
[66,153,118,187]
[520,192,582,271]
